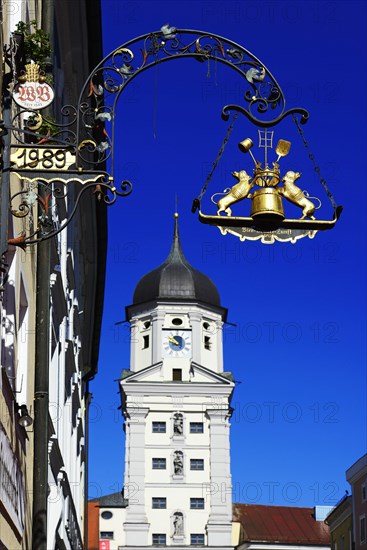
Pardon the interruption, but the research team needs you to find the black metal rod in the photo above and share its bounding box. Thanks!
[32,5,54,546]
[0,96,11,254]
[32,226,50,550]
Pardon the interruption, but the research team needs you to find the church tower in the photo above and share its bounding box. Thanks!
[119,214,234,549]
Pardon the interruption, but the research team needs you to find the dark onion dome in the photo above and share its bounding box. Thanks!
[133,214,221,306]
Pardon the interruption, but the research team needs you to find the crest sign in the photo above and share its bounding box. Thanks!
[13,63,54,110]
[14,82,54,110]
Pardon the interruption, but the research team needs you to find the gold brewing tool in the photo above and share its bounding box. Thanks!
[275,139,291,162]
[238,138,258,166]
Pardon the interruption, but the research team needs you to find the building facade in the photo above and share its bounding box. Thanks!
[346,454,367,550]
[325,494,353,550]
[95,214,235,549]
[89,492,332,549]
[0,1,106,548]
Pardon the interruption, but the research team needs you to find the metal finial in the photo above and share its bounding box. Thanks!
[173,208,179,240]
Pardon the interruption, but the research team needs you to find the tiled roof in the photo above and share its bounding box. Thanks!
[233,503,330,544]
[324,494,352,525]
[90,491,128,507]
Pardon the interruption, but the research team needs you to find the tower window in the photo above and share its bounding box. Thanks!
[204,336,211,350]
[152,421,166,433]
[143,335,149,349]
[101,510,113,519]
[172,317,183,326]
[153,534,166,545]
[100,531,114,539]
[152,458,166,469]
[143,320,151,329]
[190,422,203,433]
[190,459,204,470]
[190,498,205,509]
[361,516,366,543]
[172,368,182,381]
[191,533,205,545]
[152,497,167,509]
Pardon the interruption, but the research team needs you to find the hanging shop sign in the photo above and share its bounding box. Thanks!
[195,127,342,244]
[13,63,54,110]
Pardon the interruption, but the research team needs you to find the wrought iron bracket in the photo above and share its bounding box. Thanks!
[3,27,311,248]
[74,28,309,176]
[4,28,310,175]
[7,167,132,247]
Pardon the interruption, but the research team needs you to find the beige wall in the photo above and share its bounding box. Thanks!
[330,515,353,550]
[346,454,367,550]
[0,232,36,549]
[354,475,367,549]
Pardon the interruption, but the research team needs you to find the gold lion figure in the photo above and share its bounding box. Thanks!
[278,171,319,219]
[215,170,254,216]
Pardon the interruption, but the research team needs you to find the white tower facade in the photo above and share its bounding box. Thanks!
[119,215,234,549]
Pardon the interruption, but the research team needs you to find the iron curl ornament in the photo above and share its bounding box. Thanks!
[8,173,132,247]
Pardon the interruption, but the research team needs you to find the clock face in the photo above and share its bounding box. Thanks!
[163,330,191,357]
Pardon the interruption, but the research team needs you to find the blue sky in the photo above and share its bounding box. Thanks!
[88,0,367,507]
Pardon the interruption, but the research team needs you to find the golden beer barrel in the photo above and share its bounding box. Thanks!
[250,188,285,220]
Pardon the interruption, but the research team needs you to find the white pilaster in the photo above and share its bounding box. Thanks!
[129,318,138,372]
[189,310,203,366]
[206,408,233,546]
[123,407,150,545]
[152,309,165,365]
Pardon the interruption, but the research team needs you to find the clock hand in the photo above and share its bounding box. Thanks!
[169,336,179,346]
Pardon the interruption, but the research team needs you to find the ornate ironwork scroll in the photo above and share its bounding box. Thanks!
[8,172,132,246]
[75,28,309,175]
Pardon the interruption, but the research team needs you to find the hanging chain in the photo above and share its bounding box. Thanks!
[192,112,238,212]
[293,115,338,210]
